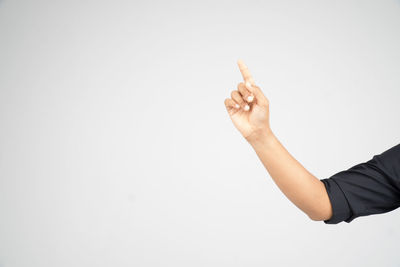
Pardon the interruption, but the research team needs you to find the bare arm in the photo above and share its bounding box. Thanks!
[246,130,332,221]
[224,60,332,221]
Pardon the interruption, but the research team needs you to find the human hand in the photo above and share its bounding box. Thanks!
[224,60,272,142]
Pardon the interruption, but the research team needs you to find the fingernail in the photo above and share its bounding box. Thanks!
[235,103,240,109]
[244,104,250,111]
[245,81,252,89]
[247,95,254,102]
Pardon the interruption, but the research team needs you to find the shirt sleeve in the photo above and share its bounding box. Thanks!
[320,143,400,224]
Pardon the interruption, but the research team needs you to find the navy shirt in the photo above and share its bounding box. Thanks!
[320,143,400,224]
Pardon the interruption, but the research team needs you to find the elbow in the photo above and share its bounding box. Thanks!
[307,213,320,221]
[307,187,334,221]
[308,213,328,221]
[307,208,333,222]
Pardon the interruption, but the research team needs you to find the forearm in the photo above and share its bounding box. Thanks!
[246,130,332,221]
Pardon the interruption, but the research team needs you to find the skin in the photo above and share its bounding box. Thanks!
[224,60,333,221]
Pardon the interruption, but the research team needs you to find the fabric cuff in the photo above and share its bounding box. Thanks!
[320,178,352,224]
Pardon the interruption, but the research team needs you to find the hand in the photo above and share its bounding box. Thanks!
[224,60,272,142]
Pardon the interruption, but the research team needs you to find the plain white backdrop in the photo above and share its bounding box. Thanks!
[0,0,399,266]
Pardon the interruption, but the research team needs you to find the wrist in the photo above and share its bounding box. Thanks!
[245,128,276,148]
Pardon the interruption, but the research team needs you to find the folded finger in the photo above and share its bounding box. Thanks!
[237,82,254,103]
[224,98,240,114]
[231,90,249,110]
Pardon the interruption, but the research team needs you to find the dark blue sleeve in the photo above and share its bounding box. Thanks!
[320,143,400,224]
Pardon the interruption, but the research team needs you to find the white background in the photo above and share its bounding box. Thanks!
[0,0,399,266]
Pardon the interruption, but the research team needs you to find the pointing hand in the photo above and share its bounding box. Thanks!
[224,60,271,142]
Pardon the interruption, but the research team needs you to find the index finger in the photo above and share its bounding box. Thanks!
[237,59,255,85]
